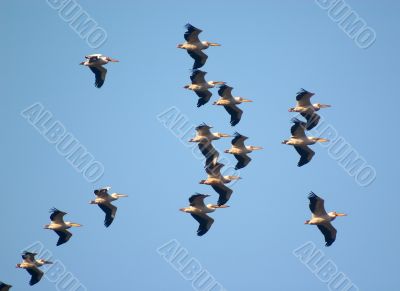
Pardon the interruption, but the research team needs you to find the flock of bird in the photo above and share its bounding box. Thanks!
[1,23,347,289]
[5,186,128,287]
[176,24,346,247]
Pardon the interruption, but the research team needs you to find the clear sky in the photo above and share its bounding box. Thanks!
[1,1,399,290]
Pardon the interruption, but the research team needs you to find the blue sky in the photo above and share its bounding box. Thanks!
[1,0,399,290]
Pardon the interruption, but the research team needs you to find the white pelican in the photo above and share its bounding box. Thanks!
[199,162,240,206]
[224,132,263,170]
[0,281,12,290]
[289,88,331,130]
[15,254,44,286]
[214,85,252,126]
[21,251,53,267]
[282,118,329,167]
[44,208,82,246]
[189,123,230,167]
[180,193,228,236]
[305,192,347,246]
[184,70,225,107]
[90,186,128,227]
[177,24,221,69]
[80,54,119,88]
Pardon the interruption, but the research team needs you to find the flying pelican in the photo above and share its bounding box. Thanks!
[184,70,225,107]
[44,208,82,246]
[180,194,228,236]
[199,162,240,206]
[177,24,221,69]
[305,192,347,246]
[288,88,331,130]
[21,251,53,267]
[214,85,252,126]
[80,54,119,88]
[189,123,230,167]
[224,132,263,170]
[90,186,128,227]
[0,281,12,290]
[282,118,328,167]
[15,254,44,286]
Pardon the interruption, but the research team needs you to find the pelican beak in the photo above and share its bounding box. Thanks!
[79,62,85,65]
[179,208,186,212]
[336,213,347,216]
[199,180,206,184]
[209,43,221,46]
[212,81,226,85]
[321,104,332,108]
[217,205,229,208]
[241,99,253,102]
[107,58,119,62]
[71,223,82,227]
[117,194,128,198]
[183,85,190,89]
[177,44,183,48]
[317,138,329,143]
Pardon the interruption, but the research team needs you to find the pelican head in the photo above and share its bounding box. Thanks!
[205,41,221,47]
[111,193,128,199]
[330,211,347,217]
[313,103,331,110]
[66,222,82,227]
[249,146,263,151]
[209,81,226,86]
[311,137,329,143]
[106,57,119,62]
[215,133,231,138]
[237,97,253,103]
[208,204,230,209]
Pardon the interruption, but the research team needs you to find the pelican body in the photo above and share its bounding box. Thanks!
[282,118,328,167]
[199,163,240,206]
[180,194,228,236]
[80,54,119,88]
[90,186,128,227]
[288,89,331,130]
[305,192,347,246]
[214,85,252,126]
[44,208,82,246]
[16,251,52,286]
[184,70,225,107]
[224,132,263,170]
[177,24,221,69]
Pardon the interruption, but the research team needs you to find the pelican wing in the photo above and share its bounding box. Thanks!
[294,146,315,167]
[190,69,207,84]
[195,90,212,107]
[231,132,247,148]
[49,208,66,224]
[187,50,208,70]
[89,65,107,88]
[301,112,320,130]
[189,194,208,208]
[94,188,109,198]
[224,104,243,126]
[184,23,202,43]
[317,223,337,246]
[0,281,12,290]
[98,203,117,227]
[195,123,212,136]
[205,162,223,178]
[54,229,72,246]
[27,266,43,286]
[211,184,233,206]
[22,251,36,262]
[234,154,251,170]
[190,213,214,236]
[296,88,313,107]
[198,142,219,168]
[308,192,328,217]
[218,85,234,101]
[290,118,307,138]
